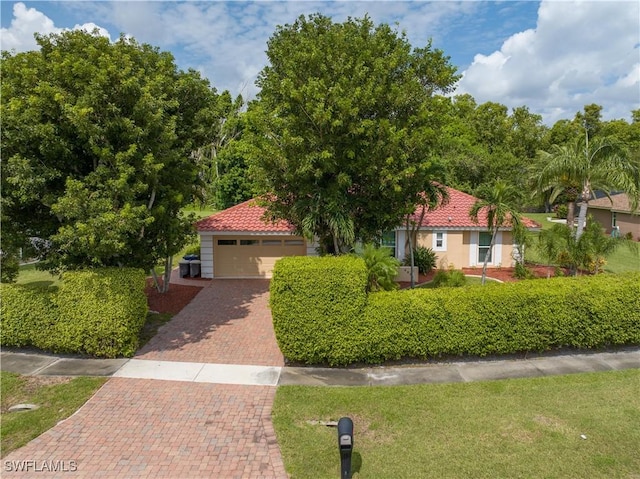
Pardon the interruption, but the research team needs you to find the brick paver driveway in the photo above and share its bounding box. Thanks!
[136,279,284,366]
[3,280,288,478]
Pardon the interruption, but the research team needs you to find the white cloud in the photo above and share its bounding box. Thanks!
[3,1,637,125]
[0,2,61,51]
[456,1,640,124]
[0,2,111,52]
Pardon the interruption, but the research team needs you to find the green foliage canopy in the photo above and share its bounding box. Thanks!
[249,14,459,253]
[1,30,221,274]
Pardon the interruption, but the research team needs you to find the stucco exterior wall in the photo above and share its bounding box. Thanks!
[415,230,516,268]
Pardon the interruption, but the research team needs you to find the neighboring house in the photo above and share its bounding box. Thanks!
[586,193,640,240]
[196,187,541,278]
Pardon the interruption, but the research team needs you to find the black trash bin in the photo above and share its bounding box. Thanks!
[179,260,191,278]
[189,260,201,278]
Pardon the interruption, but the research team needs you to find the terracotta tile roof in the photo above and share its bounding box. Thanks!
[587,193,637,213]
[408,186,541,229]
[195,199,295,233]
[196,187,541,233]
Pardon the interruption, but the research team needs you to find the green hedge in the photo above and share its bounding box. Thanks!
[270,256,640,365]
[0,284,58,350]
[364,274,640,363]
[270,256,368,365]
[0,268,148,358]
[53,268,148,357]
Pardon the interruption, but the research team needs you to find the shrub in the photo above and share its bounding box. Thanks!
[270,256,368,365]
[270,256,640,365]
[0,284,58,349]
[514,262,535,280]
[53,268,148,357]
[431,269,467,287]
[403,246,437,274]
[555,204,568,219]
[359,243,400,292]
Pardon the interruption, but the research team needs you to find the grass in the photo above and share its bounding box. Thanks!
[15,263,60,289]
[273,370,640,479]
[182,203,218,220]
[1,372,107,458]
[523,211,558,230]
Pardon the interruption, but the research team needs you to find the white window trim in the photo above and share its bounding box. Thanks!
[470,231,502,266]
[432,231,447,252]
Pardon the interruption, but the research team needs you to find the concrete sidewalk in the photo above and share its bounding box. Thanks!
[2,347,639,386]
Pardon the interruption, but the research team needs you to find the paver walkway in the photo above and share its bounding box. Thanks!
[3,278,288,479]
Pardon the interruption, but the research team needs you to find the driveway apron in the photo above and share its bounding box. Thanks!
[3,279,288,478]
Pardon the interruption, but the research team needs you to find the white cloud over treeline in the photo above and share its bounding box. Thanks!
[2,1,638,125]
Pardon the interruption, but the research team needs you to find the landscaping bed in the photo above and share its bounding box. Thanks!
[145,281,203,315]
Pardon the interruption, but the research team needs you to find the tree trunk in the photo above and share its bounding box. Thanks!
[575,185,591,240]
[566,200,576,231]
[407,224,415,288]
[161,255,172,293]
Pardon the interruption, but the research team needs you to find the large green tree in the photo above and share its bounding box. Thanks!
[248,14,459,253]
[1,31,220,288]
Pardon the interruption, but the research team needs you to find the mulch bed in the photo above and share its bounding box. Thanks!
[145,280,204,315]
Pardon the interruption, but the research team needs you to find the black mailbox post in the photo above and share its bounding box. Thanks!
[337,417,354,479]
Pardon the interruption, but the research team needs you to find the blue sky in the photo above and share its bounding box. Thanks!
[2,1,638,125]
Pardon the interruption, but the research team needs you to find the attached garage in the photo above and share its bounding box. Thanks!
[196,200,311,279]
[211,235,305,278]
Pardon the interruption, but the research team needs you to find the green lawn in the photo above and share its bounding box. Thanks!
[1,372,107,458]
[15,263,60,289]
[273,370,640,479]
[182,204,218,219]
[523,211,558,230]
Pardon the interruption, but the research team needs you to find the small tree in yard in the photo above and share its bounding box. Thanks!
[469,180,522,285]
[537,224,566,278]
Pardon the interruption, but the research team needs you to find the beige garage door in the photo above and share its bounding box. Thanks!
[213,235,306,278]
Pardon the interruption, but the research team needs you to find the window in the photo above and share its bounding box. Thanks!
[478,232,492,263]
[240,239,259,246]
[432,231,447,251]
[381,231,396,257]
[284,239,304,246]
[217,239,237,246]
[262,239,282,246]
[612,212,617,228]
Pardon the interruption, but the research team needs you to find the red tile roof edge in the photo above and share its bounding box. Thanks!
[196,187,541,233]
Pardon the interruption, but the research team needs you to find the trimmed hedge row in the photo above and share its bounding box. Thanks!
[270,256,368,365]
[270,256,640,366]
[0,268,148,357]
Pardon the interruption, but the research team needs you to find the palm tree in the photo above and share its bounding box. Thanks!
[469,180,522,285]
[536,135,639,239]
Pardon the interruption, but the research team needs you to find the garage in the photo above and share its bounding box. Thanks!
[212,235,306,278]
[196,200,311,279]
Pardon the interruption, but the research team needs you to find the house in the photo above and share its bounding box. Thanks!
[586,193,639,240]
[196,187,541,279]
